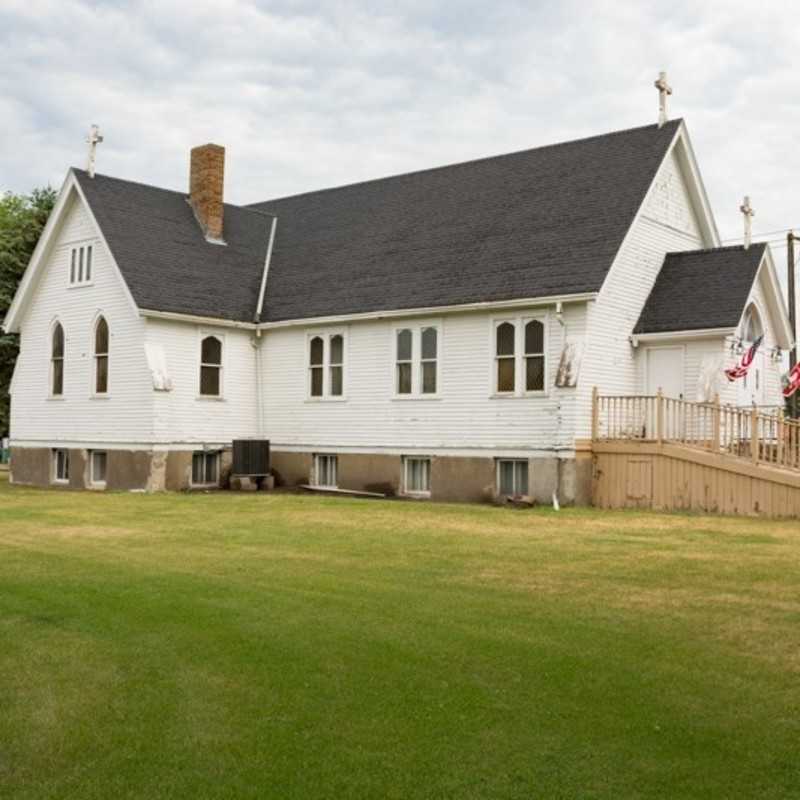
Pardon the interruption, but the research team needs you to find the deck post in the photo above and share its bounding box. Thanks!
[656,388,664,444]
[751,405,760,464]
[777,409,785,467]
[712,394,721,453]
[591,386,599,440]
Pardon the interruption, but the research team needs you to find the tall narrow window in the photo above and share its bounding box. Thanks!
[309,336,324,397]
[396,329,413,394]
[421,327,437,394]
[496,322,515,393]
[94,316,109,394]
[329,335,343,397]
[51,322,64,396]
[52,448,70,483]
[85,245,93,282]
[200,336,222,396]
[524,320,545,392]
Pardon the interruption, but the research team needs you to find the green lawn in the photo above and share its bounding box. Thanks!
[1,475,799,799]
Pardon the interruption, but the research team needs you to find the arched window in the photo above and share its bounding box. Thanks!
[396,329,413,394]
[421,327,437,394]
[51,322,64,396]
[742,305,763,343]
[496,322,515,393]
[329,334,343,396]
[200,336,222,396]
[524,320,545,392]
[309,336,324,397]
[94,316,109,394]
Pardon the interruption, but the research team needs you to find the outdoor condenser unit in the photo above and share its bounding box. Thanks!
[232,440,271,477]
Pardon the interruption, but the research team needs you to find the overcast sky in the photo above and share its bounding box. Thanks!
[2,0,799,256]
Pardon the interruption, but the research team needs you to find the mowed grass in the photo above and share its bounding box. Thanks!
[1,474,799,799]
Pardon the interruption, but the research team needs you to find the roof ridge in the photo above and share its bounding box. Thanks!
[665,243,766,257]
[248,118,683,208]
[70,168,274,218]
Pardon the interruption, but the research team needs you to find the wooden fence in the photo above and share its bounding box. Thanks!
[592,388,800,474]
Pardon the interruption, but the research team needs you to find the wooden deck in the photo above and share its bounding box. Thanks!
[591,390,800,517]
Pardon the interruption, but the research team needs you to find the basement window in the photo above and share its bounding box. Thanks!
[313,454,338,488]
[52,448,70,484]
[69,244,93,286]
[403,457,431,497]
[192,451,219,487]
[496,459,529,497]
[90,451,107,487]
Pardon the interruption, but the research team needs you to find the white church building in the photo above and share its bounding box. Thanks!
[3,93,794,502]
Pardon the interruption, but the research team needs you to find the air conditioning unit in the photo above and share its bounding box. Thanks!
[232,440,270,477]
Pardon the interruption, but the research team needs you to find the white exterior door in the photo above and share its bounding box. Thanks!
[646,347,684,399]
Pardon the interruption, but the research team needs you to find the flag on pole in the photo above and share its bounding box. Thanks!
[725,335,763,382]
[783,363,800,398]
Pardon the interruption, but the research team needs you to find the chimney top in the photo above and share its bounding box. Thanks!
[189,143,225,243]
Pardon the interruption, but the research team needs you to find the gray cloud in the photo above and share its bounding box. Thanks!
[2,0,799,262]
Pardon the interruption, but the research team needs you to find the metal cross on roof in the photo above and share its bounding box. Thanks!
[740,195,755,250]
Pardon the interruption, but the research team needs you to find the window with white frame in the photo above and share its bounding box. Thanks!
[94,316,109,394]
[199,335,223,396]
[308,332,346,399]
[496,459,529,497]
[69,244,93,286]
[52,448,70,483]
[192,451,219,486]
[313,454,338,488]
[403,456,431,496]
[495,322,516,393]
[51,322,65,396]
[493,317,547,395]
[394,324,439,396]
[524,320,545,392]
[90,451,107,486]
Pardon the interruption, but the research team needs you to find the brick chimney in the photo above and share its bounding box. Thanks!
[189,143,225,241]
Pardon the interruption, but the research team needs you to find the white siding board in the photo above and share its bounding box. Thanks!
[260,305,586,454]
[10,193,154,444]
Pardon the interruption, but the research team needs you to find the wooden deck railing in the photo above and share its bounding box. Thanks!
[592,388,800,473]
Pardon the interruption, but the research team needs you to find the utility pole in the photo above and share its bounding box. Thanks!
[789,232,798,417]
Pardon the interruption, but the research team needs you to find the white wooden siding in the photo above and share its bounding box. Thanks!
[576,143,707,438]
[10,192,155,445]
[146,318,259,445]
[260,304,586,455]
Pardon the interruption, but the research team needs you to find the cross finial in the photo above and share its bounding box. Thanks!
[654,71,673,128]
[86,124,104,179]
[740,195,755,249]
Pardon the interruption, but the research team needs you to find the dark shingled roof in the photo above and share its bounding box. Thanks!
[74,120,682,323]
[73,169,273,322]
[634,244,767,334]
[251,120,682,322]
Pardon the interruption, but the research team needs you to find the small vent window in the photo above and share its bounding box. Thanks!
[90,451,107,486]
[69,244,93,286]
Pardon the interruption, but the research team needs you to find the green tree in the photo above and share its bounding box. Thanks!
[0,187,57,437]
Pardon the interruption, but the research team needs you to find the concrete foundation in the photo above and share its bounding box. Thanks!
[9,445,593,505]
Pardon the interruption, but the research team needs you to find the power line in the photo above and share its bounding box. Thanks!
[721,228,799,243]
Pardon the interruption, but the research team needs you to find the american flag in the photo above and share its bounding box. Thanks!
[783,363,800,398]
[725,335,763,382]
